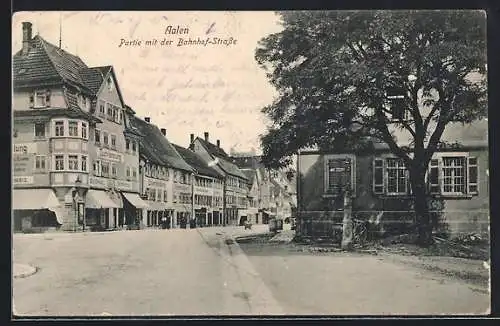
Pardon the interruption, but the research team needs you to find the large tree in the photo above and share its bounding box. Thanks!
[256,10,487,246]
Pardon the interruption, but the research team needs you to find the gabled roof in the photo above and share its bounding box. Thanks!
[196,137,229,158]
[172,144,223,179]
[230,156,264,169]
[130,116,193,172]
[13,35,92,94]
[241,169,257,185]
[195,137,248,180]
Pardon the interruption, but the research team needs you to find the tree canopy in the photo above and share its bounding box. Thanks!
[256,10,487,169]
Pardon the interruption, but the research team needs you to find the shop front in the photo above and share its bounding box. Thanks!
[84,189,120,231]
[122,192,148,228]
[12,188,63,232]
[195,207,207,227]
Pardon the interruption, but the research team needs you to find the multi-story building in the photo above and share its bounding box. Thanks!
[240,169,260,224]
[173,144,225,227]
[189,133,249,225]
[130,117,194,228]
[12,22,144,232]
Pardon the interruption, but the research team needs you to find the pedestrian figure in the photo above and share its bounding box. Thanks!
[161,216,167,229]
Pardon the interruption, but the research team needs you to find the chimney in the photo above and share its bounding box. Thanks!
[189,133,195,150]
[216,140,220,148]
[22,22,33,56]
[160,128,166,136]
[144,117,150,123]
[204,132,209,142]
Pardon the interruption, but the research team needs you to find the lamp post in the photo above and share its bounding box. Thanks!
[72,175,83,232]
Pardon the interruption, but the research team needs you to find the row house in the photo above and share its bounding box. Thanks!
[130,117,195,229]
[190,133,249,226]
[12,22,144,232]
[173,144,225,227]
[230,155,296,224]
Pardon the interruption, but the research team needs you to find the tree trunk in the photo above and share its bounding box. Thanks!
[410,167,433,247]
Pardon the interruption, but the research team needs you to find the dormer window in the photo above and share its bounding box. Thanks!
[30,90,51,108]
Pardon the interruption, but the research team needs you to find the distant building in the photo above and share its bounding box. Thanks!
[173,144,225,227]
[190,133,249,225]
[130,117,194,229]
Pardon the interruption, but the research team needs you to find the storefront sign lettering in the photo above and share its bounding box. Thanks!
[13,176,34,185]
[13,154,32,175]
[13,143,36,155]
[89,176,134,191]
[146,178,166,188]
[115,180,133,191]
[194,186,212,195]
[97,148,123,163]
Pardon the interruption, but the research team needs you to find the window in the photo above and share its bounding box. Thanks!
[34,123,45,138]
[132,141,137,153]
[107,104,113,119]
[93,160,101,176]
[164,190,168,202]
[111,134,116,149]
[118,110,123,124]
[55,155,64,171]
[33,90,50,108]
[107,77,114,91]
[468,157,479,195]
[386,158,408,194]
[68,121,78,137]
[101,162,110,177]
[156,189,161,202]
[81,122,87,139]
[68,155,79,170]
[126,166,131,178]
[132,168,137,180]
[324,156,354,195]
[111,163,117,178]
[94,129,101,144]
[442,157,466,194]
[55,120,64,137]
[81,155,87,172]
[103,132,109,147]
[34,155,46,170]
[126,139,130,151]
[99,101,105,116]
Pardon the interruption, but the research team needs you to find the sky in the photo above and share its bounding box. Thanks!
[12,11,283,155]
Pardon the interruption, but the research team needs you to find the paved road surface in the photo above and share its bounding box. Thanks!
[12,226,489,316]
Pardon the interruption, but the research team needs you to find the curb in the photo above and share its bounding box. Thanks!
[13,263,38,279]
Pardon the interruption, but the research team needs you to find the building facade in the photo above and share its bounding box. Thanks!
[190,133,249,226]
[131,117,194,229]
[296,119,489,239]
[174,144,225,227]
[12,22,145,232]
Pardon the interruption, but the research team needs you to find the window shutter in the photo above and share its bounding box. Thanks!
[45,90,51,107]
[373,158,384,194]
[467,157,479,195]
[29,92,34,108]
[428,159,440,194]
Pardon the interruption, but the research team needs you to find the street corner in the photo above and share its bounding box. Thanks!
[13,263,38,279]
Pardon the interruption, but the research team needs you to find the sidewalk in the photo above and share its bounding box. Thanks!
[13,263,37,278]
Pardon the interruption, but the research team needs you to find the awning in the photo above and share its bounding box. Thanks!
[122,192,149,209]
[50,207,65,224]
[108,191,123,208]
[85,190,120,209]
[13,189,61,210]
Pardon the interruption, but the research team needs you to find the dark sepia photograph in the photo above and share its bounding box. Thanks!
[11,10,489,317]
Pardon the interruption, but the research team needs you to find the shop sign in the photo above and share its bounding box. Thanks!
[97,148,123,163]
[13,154,33,175]
[115,180,133,191]
[174,183,190,192]
[13,143,36,155]
[13,176,34,185]
[89,176,109,188]
[146,178,166,188]
[194,186,212,195]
